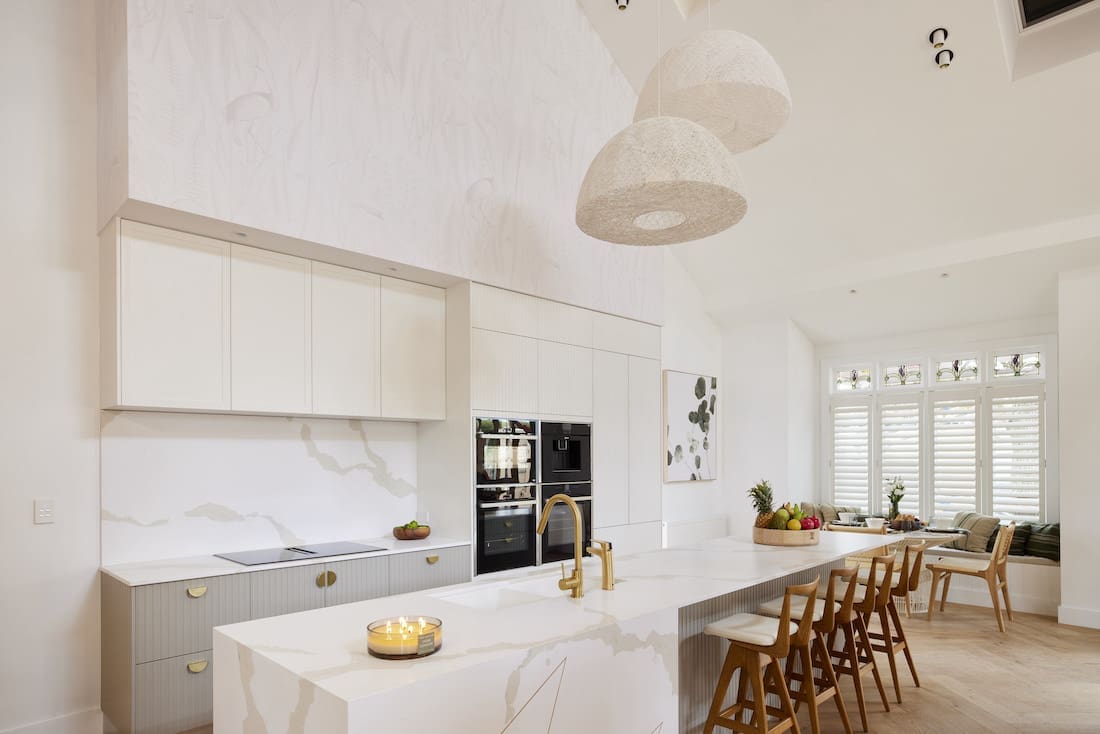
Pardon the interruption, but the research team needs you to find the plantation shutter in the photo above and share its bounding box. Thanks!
[832,402,871,511]
[932,395,979,517]
[989,388,1044,521]
[879,400,921,516]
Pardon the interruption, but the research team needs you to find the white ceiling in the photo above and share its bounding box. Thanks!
[578,0,1100,342]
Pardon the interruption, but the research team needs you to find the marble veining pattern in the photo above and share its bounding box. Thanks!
[106,0,663,323]
[101,411,419,565]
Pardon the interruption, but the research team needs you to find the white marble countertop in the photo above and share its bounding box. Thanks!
[100,535,471,587]
[214,531,891,705]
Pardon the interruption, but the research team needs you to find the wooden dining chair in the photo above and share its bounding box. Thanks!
[925,522,1016,633]
[860,542,926,704]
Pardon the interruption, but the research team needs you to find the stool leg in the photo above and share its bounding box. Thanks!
[815,635,853,734]
[889,602,920,688]
[769,656,800,734]
[855,615,890,712]
[800,644,820,734]
[841,623,869,732]
[704,643,740,734]
[748,654,769,734]
[877,608,902,703]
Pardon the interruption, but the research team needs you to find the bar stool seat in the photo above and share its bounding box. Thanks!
[705,613,799,646]
[855,566,901,587]
[818,584,867,605]
[758,596,839,622]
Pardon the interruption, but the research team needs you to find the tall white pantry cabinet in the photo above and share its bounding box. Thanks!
[100,220,446,421]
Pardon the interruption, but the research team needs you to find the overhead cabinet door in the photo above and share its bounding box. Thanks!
[628,356,662,524]
[470,328,538,415]
[311,262,381,417]
[113,221,231,410]
[538,341,593,417]
[380,277,446,420]
[230,244,312,414]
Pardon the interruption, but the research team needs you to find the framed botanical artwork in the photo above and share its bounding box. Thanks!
[663,370,717,482]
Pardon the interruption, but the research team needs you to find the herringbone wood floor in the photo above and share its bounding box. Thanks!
[809,603,1100,734]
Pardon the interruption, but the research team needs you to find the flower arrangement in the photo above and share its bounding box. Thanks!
[885,476,905,519]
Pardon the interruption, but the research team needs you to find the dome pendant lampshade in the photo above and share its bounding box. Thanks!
[575,116,747,246]
[634,30,791,154]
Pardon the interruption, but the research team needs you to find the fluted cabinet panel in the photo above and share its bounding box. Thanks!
[134,650,214,734]
[134,575,250,665]
[249,566,326,620]
[470,328,539,415]
[538,341,593,417]
[324,557,390,607]
[388,546,471,595]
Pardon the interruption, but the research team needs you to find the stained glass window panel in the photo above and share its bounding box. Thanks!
[883,363,922,387]
[993,352,1041,378]
[835,368,871,392]
[935,359,979,383]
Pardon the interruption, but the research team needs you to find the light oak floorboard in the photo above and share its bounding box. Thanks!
[809,604,1100,733]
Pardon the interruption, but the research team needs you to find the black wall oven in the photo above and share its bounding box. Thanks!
[475,418,537,486]
[539,482,593,565]
[540,422,591,484]
[476,493,538,574]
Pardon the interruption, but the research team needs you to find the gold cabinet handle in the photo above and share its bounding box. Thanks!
[426,555,439,565]
[316,570,337,588]
[186,586,207,599]
[186,659,208,674]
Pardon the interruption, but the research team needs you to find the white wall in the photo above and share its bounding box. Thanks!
[97,0,664,324]
[660,252,724,530]
[100,413,420,565]
[0,2,102,732]
[1057,267,1100,629]
[721,318,817,533]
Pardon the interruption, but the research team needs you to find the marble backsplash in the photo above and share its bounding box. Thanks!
[100,411,421,565]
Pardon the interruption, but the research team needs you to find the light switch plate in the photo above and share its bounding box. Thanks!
[34,499,55,525]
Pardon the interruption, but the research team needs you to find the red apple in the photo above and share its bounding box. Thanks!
[801,517,814,530]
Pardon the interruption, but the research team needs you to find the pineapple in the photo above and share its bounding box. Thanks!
[748,480,775,528]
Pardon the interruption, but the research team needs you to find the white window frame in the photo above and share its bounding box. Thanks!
[821,335,1058,523]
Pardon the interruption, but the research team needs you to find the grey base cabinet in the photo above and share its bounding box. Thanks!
[102,544,470,734]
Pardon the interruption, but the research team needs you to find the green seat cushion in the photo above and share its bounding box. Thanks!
[1025,523,1060,562]
[985,523,1031,555]
[950,512,1002,553]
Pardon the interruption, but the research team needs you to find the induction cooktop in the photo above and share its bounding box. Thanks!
[215,541,385,566]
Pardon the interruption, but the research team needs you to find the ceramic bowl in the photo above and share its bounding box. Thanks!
[864,517,886,529]
[838,512,856,524]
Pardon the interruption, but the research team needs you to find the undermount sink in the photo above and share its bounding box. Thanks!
[435,578,563,611]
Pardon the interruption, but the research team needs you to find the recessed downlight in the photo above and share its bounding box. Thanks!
[388,266,398,272]
[848,288,858,295]
[233,231,248,238]
[940,272,950,279]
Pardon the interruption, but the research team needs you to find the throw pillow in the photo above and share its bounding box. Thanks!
[1025,523,1060,562]
[950,511,1001,553]
[986,523,1031,555]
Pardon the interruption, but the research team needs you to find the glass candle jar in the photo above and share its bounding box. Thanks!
[367,616,443,659]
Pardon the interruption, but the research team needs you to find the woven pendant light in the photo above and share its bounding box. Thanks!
[634,30,791,154]
[575,116,747,246]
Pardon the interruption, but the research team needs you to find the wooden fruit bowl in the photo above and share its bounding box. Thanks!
[393,526,431,540]
[753,526,820,546]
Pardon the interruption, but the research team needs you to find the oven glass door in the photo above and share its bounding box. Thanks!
[475,419,537,486]
[477,502,537,574]
[540,494,592,565]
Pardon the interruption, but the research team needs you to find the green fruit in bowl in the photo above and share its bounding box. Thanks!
[772,508,791,529]
[403,520,419,530]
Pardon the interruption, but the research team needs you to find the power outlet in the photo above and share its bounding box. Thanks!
[34,499,55,525]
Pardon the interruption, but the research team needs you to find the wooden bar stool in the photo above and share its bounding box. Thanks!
[703,579,819,734]
[825,555,893,733]
[859,542,926,703]
[926,522,1016,632]
[758,567,857,734]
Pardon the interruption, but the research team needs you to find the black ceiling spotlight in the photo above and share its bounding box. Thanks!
[615,0,629,9]
[928,27,949,48]
[936,49,954,68]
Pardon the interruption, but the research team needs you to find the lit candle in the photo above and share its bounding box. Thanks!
[368,616,443,659]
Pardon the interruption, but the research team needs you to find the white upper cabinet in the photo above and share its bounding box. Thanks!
[470,283,538,337]
[537,299,593,348]
[628,355,662,524]
[470,328,538,415]
[538,341,593,417]
[311,262,381,417]
[593,313,661,359]
[230,244,312,414]
[380,277,446,420]
[105,220,231,410]
[592,350,629,528]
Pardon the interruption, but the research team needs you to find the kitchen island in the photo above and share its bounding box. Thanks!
[213,532,892,733]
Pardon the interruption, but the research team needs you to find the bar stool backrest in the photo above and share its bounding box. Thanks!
[991,522,1016,574]
[770,578,820,658]
[823,566,859,631]
[851,554,894,619]
[895,541,927,596]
